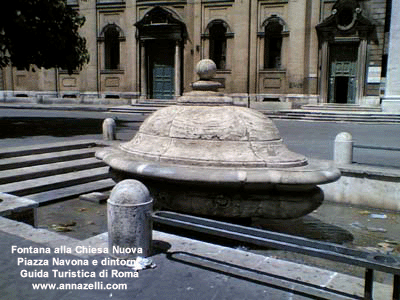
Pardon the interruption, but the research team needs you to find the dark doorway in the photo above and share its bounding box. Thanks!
[328,44,358,104]
[334,77,349,104]
[147,40,175,99]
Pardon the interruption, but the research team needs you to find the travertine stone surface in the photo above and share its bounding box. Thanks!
[120,104,307,168]
[97,59,340,219]
[334,132,353,165]
[102,118,116,141]
[108,180,152,258]
[119,59,307,168]
[196,59,217,80]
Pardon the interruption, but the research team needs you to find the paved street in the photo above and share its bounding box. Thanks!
[275,119,400,168]
[1,108,400,168]
[0,108,145,148]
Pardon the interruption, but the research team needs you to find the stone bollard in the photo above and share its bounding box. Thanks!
[334,132,353,165]
[107,180,153,259]
[102,118,116,140]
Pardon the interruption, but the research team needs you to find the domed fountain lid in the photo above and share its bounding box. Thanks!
[97,59,340,186]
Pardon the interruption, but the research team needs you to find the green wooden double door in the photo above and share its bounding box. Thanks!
[147,40,175,99]
[328,44,358,104]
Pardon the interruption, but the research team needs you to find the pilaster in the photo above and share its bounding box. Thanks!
[382,0,400,112]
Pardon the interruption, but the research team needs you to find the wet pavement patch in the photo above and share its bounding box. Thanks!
[36,197,400,283]
[37,198,400,254]
[37,197,108,240]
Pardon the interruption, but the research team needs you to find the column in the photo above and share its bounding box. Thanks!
[257,34,264,94]
[140,41,147,99]
[305,0,321,95]
[356,39,368,104]
[174,41,181,98]
[319,41,329,103]
[382,0,400,112]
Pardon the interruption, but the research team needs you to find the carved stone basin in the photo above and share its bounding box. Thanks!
[96,59,340,219]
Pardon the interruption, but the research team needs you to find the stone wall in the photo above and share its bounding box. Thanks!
[322,164,400,212]
[0,0,391,107]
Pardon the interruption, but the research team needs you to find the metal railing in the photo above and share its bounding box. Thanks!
[153,211,400,300]
[353,144,400,152]
[335,132,400,167]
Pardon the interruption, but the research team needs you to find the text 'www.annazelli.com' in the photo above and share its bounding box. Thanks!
[32,282,127,290]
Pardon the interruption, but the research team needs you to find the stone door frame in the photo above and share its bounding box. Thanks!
[322,39,366,104]
[316,0,377,105]
[135,6,187,100]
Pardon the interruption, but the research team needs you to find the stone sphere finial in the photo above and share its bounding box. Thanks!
[196,59,217,80]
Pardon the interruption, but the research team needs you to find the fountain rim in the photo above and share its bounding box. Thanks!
[96,147,341,186]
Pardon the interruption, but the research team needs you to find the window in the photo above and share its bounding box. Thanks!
[209,23,227,70]
[264,20,283,69]
[104,26,120,70]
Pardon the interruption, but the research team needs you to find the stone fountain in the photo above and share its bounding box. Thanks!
[96,59,340,219]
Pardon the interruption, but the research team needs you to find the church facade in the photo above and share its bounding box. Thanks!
[0,0,390,108]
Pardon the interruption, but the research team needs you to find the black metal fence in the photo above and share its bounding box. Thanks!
[153,211,400,300]
[352,143,400,168]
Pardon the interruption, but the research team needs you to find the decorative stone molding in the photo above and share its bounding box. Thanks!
[97,23,126,42]
[260,15,289,34]
[201,19,234,39]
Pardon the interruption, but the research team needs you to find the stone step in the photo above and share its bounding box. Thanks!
[108,106,159,114]
[137,99,176,105]
[268,116,400,123]
[0,140,116,207]
[0,157,105,184]
[0,148,96,171]
[0,167,110,196]
[109,100,176,114]
[284,114,381,120]
[0,140,97,159]
[132,102,174,107]
[301,104,382,112]
[27,178,115,205]
[109,108,156,114]
[264,110,400,123]
[286,111,400,117]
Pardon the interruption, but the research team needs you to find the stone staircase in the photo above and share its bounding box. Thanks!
[263,104,400,123]
[0,140,115,206]
[109,99,175,114]
[109,101,400,123]
[137,99,177,105]
[301,104,382,112]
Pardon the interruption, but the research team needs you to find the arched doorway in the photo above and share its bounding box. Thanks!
[316,0,377,105]
[135,7,187,100]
